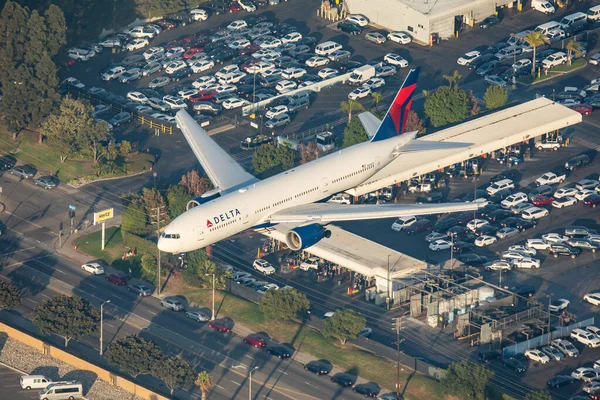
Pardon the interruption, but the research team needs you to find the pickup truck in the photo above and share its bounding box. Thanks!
[536,140,561,151]
[535,172,566,186]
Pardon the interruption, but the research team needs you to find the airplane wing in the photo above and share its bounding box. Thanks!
[175,110,259,192]
[267,201,486,224]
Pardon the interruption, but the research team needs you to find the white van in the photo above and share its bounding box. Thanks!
[348,65,376,85]
[38,381,83,400]
[532,0,555,14]
[588,5,600,21]
[391,216,417,231]
[535,21,561,35]
[559,12,587,30]
[315,41,342,56]
[20,375,52,390]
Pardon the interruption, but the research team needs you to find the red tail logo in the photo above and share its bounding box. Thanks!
[206,220,213,228]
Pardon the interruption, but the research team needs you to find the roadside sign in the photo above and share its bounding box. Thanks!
[69,204,76,210]
[250,122,258,129]
[93,208,114,225]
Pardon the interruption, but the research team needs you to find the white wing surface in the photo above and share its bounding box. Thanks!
[268,202,486,224]
[175,110,258,191]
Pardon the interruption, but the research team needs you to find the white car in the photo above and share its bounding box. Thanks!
[475,235,497,247]
[81,262,104,275]
[239,0,256,12]
[214,84,237,94]
[496,227,519,240]
[387,32,411,44]
[512,59,531,70]
[467,219,488,232]
[299,257,319,271]
[276,80,297,93]
[508,245,536,256]
[222,98,248,110]
[571,328,600,348]
[501,192,528,208]
[425,232,448,243]
[542,52,567,69]
[346,14,369,27]
[457,51,481,66]
[318,68,338,79]
[552,196,577,208]
[554,187,578,199]
[572,367,596,380]
[165,60,187,74]
[190,59,214,73]
[143,47,164,60]
[588,327,600,340]
[281,67,306,80]
[584,381,600,394]
[64,77,85,89]
[429,239,452,251]
[229,39,251,49]
[584,293,600,306]
[576,189,596,201]
[305,56,330,68]
[526,238,550,250]
[486,260,512,271]
[521,206,549,220]
[512,257,541,269]
[165,46,185,59]
[542,233,568,244]
[126,91,148,103]
[253,259,276,275]
[391,216,417,231]
[524,349,550,364]
[265,105,289,119]
[548,298,570,312]
[384,53,408,68]
[190,8,208,21]
[590,53,600,66]
[227,20,248,30]
[282,32,302,43]
[177,88,198,100]
[535,172,565,186]
[256,283,279,295]
[348,87,371,100]
[101,66,126,81]
[327,193,352,204]
[163,95,187,109]
[126,38,149,51]
[501,251,527,262]
[362,77,385,90]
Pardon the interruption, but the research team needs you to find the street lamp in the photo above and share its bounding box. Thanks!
[153,172,158,188]
[205,273,216,320]
[100,300,111,355]
[547,293,554,344]
[248,366,259,400]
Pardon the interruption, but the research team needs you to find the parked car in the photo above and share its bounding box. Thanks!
[160,298,184,311]
[105,273,127,285]
[10,165,36,179]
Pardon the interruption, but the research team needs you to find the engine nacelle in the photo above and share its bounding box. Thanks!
[186,188,221,211]
[285,224,331,251]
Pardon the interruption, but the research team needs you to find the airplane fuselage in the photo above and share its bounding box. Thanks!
[158,136,403,253]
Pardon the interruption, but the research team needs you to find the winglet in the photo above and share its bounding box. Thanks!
[370,67,420,142]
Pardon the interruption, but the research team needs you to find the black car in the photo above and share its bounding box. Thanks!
[549,243,581,258]
[446,225,469,237]
[478,203,501,218]
[298,36,318,46]
[304,360,333,375]
[475,224,499,237]
[490,170,519,183]
[455,211,475,225]
[267,345,292,359]
[503,357,527,373]
[511,284,536,298]
[297,74,321,84]
[405,219,433,235]
[339,60,362,72]
[476,60,499,76]
[480,15,500,28]
[455,231,477,243]
[458,254,488,266]
[565,154,591,171]
[204,2,228,14]
[499,217,523,228]
[453,241,475,253]
[337,21,363,35]
[170,67,192,81]
[417,192,444,204]
[331,373,356,387]
[547,375,574,389]
[487,189,513,204]
[469,54,498,70]
[433,217,457,233]
[0,155,16,171]
[478,350,500,363]
[463,190,488,202]
[193,102,222,115]
[528,185,554,199]
[212,49,237,63]
[353,383,381,397]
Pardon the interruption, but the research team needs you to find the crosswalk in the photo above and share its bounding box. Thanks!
[572,136,600,151]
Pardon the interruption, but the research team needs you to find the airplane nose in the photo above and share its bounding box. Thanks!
[157,237,170,253]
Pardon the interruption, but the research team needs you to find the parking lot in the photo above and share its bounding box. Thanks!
[0,365,39,400]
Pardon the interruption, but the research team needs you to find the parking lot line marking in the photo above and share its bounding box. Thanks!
[244,354,254,359]
[54,269,66,274]
[278,369,288,375]
[105,323,115,328]
[25,299,37,304]
[4,384,19,387]
[231,380,241,386]
[41,293,50,299]
[112,294,123,300]
[86,283,98,289]
[147,310,158,315]
[216,384,225,390]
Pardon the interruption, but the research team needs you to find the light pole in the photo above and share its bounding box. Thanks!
[100,300,111,355]
[153,172,158,188]
[547,293,554,344]
[248,366,259,400]
[450,235,454,272]
[205,273,216,320]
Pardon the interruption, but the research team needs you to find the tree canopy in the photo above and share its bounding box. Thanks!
[33,295,100,347]
[179,170,213,197]
[166,184,191,220]
[404,110,425,135]
[342,117,368,148]
[0,280,21,310]
[424,86,470,127]
[524,390,552,400]
[299,142,321,164]
[323,309,365,344]
[155,356,196,395]
[260,288,310,320]
[252,143,295,178]
[195,371,213,400]
[121,198,149,236]
[105,335,164,378]
[484,86,509,110]
[340,100,365,122]
[441,361,494,400]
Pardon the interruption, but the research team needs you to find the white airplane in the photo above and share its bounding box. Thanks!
[158,68,484,253]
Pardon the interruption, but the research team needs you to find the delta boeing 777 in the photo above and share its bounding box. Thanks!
[158,68,484,253]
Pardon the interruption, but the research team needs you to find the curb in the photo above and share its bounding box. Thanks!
[524,60,588,87]
[67,169,151,189]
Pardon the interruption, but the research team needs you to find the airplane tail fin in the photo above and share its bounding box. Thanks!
[370,67,420,142]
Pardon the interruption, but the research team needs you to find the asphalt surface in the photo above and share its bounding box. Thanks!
[0,364,38,400]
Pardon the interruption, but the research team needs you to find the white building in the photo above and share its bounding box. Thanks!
[345,0,517,44]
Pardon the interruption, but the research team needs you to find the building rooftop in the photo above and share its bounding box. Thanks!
[395,0,502,17]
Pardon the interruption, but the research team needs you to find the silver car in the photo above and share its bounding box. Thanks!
[10,165,36,179]
[161,298,185,311]
[265,113,291,129]
[127,283,153,296]
[185,310,210,322]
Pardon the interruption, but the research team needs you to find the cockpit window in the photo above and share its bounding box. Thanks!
[161,233,181,239]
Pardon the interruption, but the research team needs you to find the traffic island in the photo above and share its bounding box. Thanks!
[518,59,588,86]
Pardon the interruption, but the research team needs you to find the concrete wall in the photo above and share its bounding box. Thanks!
[0,322,168,400]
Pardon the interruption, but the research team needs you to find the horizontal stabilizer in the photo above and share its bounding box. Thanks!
[358,112,382,139]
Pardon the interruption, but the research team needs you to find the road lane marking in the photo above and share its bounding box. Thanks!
[278,369,288,375]
[41,293,50,299]
[231,380,241,386]
[112,294,124,300]
[3,211,47,230]
[147,310,158,315]
[244,354,254,359]
[216,384,225,390]
[0,247,36,258]
[25,299,37,304]
[86,283,98,289]
[55,269,66,274]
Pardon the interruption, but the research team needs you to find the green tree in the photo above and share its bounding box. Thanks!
[403,110,425,135]
[155,356,195,395]
[0,280,21,310]
[340,99,364,123]
[195,371,213,400]
[524,390,552,400]
[371,92,383,107]
[260,288,310,320]
[141,254,157,278]
[2,64,37,138]
[342,117,368,148]
[0,1,29,81]
[443,70,462,88]
[166,185,191,219]
[119,140,132,156]
[121,198,149,235]
[33,295,100,347]
[44,5,67,57]
[424,86,469,127]
[252,143,294,177]
[524,30,549,75]
[105,335,164,378]
[442,361,494,400]
[179,170,213,197]
[323,309,365,344]
[484,85,509,110]
[466,89,480,116]
[565,39,582,66]
[142,188,170,228]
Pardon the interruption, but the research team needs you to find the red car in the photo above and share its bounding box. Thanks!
[208,317,233,332]
[569,104,593,115]
[244,334,268,348]
[532,195,554,206]
[155,20,176,30]
[584,194,600,207]
[105,273,127,286]
[189,91,217,102]
[183,48,204,59]
[240,43,260,56]
[229,2,242,12]
[241,59,258,71]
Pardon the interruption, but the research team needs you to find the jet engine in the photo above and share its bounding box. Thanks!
[186,188,221,211]
[285,224,331,251]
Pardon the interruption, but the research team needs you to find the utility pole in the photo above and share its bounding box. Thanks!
[151,206,166,295]
[547,293,554,345]
[392,317,405,396]
[387,254,391,310]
